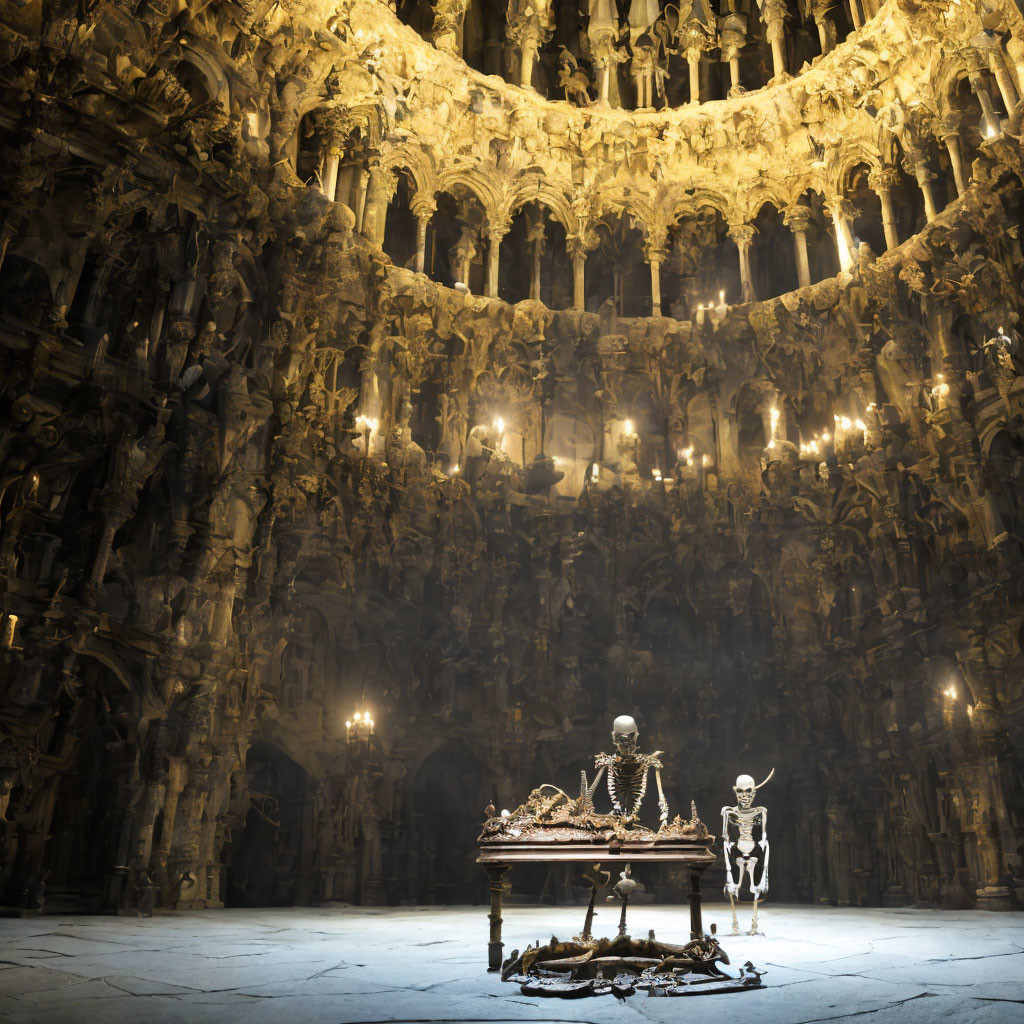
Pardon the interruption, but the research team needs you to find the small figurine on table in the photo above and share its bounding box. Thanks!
[721,769,774,935]
[607,864,644,938]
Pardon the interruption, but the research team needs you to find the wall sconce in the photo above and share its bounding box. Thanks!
[346,710,375,743]
[2,614,18,650]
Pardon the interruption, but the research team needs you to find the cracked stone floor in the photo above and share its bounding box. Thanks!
[0,904,1021,1024]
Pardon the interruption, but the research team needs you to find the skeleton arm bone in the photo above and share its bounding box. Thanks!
[755,806,769,895]
[586,764,606,800]
[721,806,738,895]
[655,766,668,826]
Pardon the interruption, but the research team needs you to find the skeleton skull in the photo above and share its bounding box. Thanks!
[733,773,756,810]
[612,715,639,755]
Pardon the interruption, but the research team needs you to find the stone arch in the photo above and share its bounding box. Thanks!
[507,175,574,233]
[500,178,576,308]
[796,187,841,282]
[436,167,504,221]
[845,161,887,258]
[585,209,649,315]
[663,202,738,313]
[737,182,791,226]
[382,167,423,270]
[379,146,436,200]
[829,144,883,198]
[171,44,229,108]
[425,182,490,291]
[664,185,735,231]
[750,200,800,301]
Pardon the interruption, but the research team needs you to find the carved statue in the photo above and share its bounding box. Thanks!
[557,48,592,106]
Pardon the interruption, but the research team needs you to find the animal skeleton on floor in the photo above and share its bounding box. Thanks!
[721,769,774,935]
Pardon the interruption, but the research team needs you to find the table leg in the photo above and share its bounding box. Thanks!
[486,863,510,971]
[689,868,703,939]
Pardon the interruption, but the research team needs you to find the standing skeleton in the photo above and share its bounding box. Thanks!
[721,769,774,935]
[582,715,669,827]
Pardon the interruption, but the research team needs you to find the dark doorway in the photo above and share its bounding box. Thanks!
[412,739,489,904]
[226,741,313,907]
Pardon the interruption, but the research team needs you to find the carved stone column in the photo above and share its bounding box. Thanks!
[720,14,748,95]
[825,198,855,273]
[353,166,371,233]
[588,2,622,108]
[868,167,900,250]
[507,2,554,90]
[486,222,508,298]
[812,0,832,54]
[361,165,397,245]
[783,205,813,288]
[685,46,701,103]
[905,149,938,222]
[567,236,587,310]
[644,234,667,317]
[759,0,789,80]
[430,0,471,57]
[321,146,341,202]
[530,233,544,301]
[316,112,347,203]
[410,193,436,274]
[728,222,756,303]
[1005,36,1024,100]
[968,69,1001,137]
[974,31,1019,113]
[938,116,967,196]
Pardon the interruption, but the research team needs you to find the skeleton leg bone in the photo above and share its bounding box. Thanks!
[728,890,740,935]
[749,892,761,936]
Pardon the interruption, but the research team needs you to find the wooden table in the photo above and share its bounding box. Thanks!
[477,840,717,970]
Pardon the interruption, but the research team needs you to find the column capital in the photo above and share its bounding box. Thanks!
[719,12,748,62]
[782,204,812,232]
[967,67,990,91]
[506,1,555,50]
[867,166,900,193]
[372,164,399,204]
[759,0,789,37]
[905,156,935,184]
[824,197,857,223]
[314,110,351,153]
[728,221,757,248]
[643,225,668,262]
[936,112,961,141]
[409,192,437,220]
[487,219,511,243]
[970,29,1000,56]
[566,234,590,261]
[430,0,470,56]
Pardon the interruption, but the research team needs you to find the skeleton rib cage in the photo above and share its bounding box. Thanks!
[596,752,662,818]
